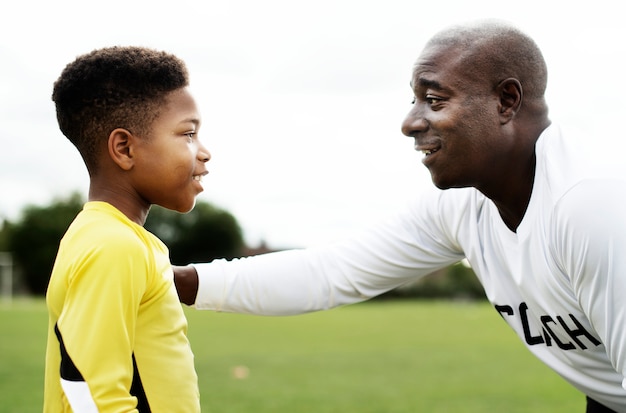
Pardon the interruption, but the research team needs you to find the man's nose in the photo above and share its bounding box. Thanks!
[400,105,428,137]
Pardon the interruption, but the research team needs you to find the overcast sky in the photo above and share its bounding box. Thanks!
[1,0,625,248]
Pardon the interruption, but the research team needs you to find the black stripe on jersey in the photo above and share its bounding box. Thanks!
[55,323,151,412]
[131,354,151,412]
[54,323,84,382]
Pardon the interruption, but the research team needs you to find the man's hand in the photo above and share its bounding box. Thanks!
[173,265,199,306]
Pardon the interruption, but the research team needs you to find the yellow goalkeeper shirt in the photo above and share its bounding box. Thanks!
[44,202,200,412]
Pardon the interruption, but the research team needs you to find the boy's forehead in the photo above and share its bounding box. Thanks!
[160,87,201,122]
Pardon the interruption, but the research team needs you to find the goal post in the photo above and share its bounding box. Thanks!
[0,252,13,303]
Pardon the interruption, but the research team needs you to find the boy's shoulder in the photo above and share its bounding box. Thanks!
[50,202,169,292]
[62,202,160,255]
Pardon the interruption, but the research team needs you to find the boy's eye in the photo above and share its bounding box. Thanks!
[185,132,196,142]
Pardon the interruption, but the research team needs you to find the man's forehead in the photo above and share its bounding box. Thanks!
[415,42,465,67]
[410,45,463,89]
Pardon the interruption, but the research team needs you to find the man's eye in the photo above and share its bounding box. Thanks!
[426,95,440,105]
[411,95,441,106]
[185,132,196,142]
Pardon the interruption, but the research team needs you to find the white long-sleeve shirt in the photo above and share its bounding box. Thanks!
[195,124,626,411]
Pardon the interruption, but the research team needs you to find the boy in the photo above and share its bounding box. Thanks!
[44,46,210,412]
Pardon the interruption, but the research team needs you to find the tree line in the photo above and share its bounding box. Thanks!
[0,193,484,300]
[0,193,243,295]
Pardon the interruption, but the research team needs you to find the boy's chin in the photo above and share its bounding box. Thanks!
[176,202,196,214]
[161,199,197,214]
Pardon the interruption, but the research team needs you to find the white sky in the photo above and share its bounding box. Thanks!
[1,0,625,248]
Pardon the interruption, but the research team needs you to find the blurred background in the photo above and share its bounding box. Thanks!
[0,3,620,411]
[1,0,625,297]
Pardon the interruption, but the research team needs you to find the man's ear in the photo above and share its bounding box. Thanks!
[108,128,135,171]
[497,78,523,124]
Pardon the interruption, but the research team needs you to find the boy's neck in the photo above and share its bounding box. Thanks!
[88,178,150,226]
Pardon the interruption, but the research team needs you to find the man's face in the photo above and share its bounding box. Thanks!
[401,44,507,191]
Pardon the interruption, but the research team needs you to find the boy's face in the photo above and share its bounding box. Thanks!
[131,87,210,213]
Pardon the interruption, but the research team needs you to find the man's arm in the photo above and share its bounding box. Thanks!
[174,193,464,314]
[173,265,199,305]
[553,180,626,389]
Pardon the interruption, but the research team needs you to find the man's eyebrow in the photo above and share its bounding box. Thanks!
[417,78,444,91]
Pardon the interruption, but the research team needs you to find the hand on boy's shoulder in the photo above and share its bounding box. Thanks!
[173,265,199,305]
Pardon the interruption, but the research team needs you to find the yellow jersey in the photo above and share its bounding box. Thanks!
[44,202,200,412]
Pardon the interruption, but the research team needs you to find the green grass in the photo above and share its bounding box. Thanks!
[0,299,583,412]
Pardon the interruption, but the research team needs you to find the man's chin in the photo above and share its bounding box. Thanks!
[431,176,452,190]
[431,176,467,191]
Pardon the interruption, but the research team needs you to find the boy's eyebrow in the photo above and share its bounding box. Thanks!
[180,118,201,126]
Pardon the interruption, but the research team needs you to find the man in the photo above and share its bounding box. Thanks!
[175,20,626,412]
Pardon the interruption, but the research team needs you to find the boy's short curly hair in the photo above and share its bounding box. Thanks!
[52,46,190,173]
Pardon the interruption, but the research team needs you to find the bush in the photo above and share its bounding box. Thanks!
[4,194,243,295]
[144,203,244,265]
[4,193,83,295]
[379,262,486,300]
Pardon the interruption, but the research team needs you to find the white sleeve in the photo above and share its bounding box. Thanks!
[193,193,464,315]
[552,179,626,389]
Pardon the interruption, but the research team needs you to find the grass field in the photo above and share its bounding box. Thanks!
[0,299,583,412]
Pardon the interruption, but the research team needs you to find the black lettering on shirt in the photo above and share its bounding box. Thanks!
[541,315,576,350]
[494,301,602,351]
[520,303,545,345]
[557,314,602,349]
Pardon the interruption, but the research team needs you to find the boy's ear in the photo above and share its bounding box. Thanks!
[107,128,135,171]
